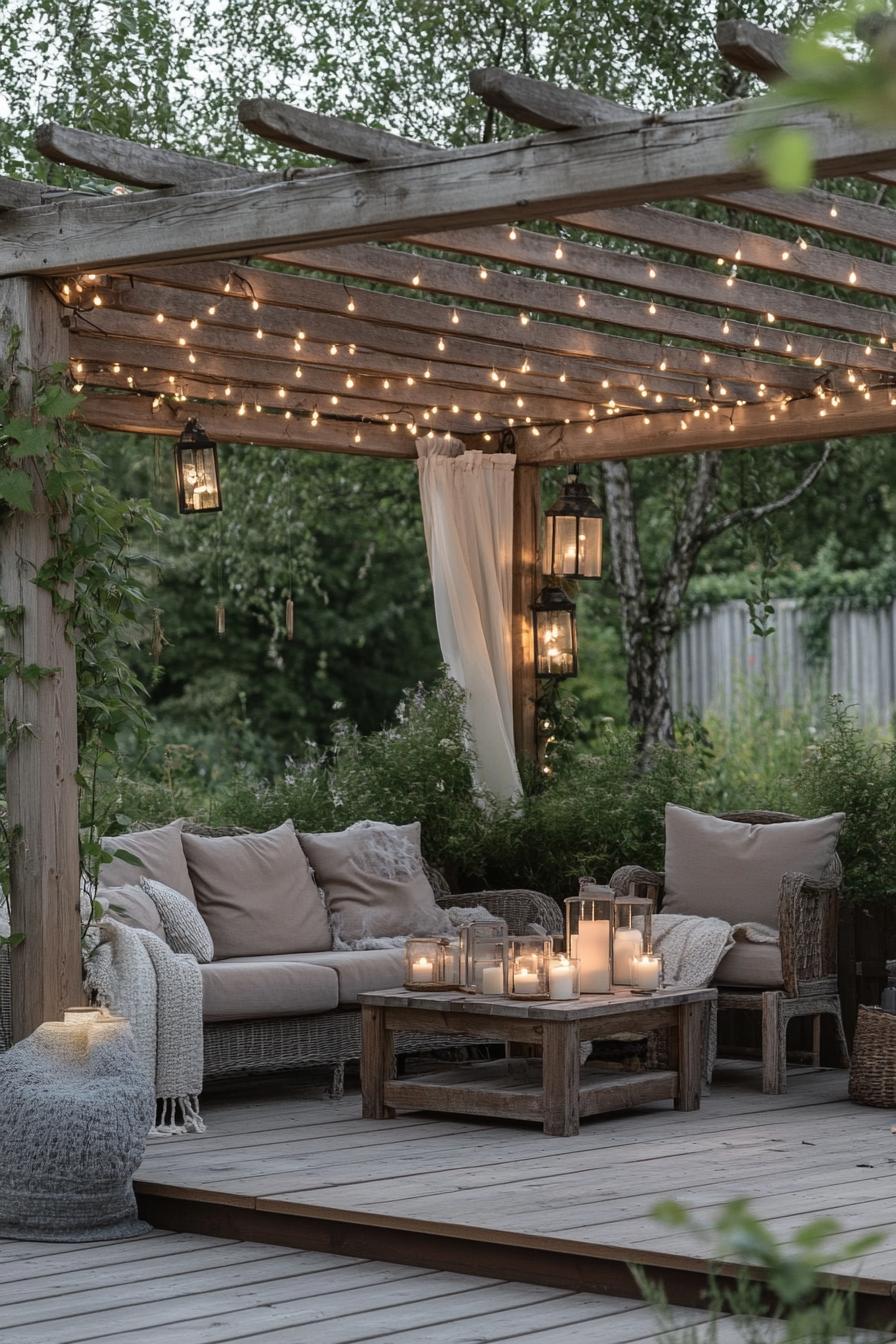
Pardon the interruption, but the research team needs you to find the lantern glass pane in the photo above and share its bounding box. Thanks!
[535,607,576,677]
[545,514,602,579]
[460,919,508,993]
[177,445,221,513]
[503,936,552,999]
[565,884,615,993]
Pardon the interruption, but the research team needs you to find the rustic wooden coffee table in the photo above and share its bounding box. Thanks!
[359,985,716,1136]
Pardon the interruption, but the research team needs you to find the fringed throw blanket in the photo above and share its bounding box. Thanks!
[650,913,779,1084]
[84,920,205,1135]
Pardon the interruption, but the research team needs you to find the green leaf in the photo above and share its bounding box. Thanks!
[0,467,33,511]
[757,128,814,191]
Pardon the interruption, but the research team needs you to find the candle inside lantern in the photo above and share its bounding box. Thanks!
[613,927,643,985]
[576,917,611,992]
[549,955,578,1001]
[513,964,539,996]
[480,963,504,995]
[410,956,435,984]
[631,955,661,992]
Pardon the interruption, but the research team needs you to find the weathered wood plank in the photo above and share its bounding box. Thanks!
[706,184,896,248]
[98,269,800,395]
[512,463,540,761]
[271,241,895,374]
[542,1020,581,1135]
[469,67,635,129]
[0,278,81,1039]
[73,394,418,458]
[509,386,896,464]
[34,122,246,189]
[715,19,791,81]
[8,99,896,274]
[238,99,437,163]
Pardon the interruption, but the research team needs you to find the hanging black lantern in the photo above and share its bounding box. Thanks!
[173,418,222,514]
[532,585,578,679]
[543,464,602,580]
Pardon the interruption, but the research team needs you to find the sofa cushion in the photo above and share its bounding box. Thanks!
[183,821,331,960]
[99,819,195,900]
[299,821,443,944]
[296,948,406,1004]
[663,805,844,929]
[102,882,166,941]
[714,941,785,989]
[200,957,339,1022]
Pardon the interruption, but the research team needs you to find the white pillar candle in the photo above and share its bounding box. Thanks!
[513,965,539,996]
[410,956,434,984]
[631,955,661,991]
[480,963,504,995]
[576,918,610,992]
[613,927,643,985]
[549,956,577,1001]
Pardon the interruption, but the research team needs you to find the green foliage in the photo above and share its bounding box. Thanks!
[738,2,896,189]
[643,1197,882,1342]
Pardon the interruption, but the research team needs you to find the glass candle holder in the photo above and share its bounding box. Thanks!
[612,891,655,986]
[504,936,552,999]
[460,918,509,993]
[404,936,465,990]
[630,951,664,994]
[565,881,615,993]
[548,954,580,1001]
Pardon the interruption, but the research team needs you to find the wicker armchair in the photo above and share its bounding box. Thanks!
[610,811,849,1094]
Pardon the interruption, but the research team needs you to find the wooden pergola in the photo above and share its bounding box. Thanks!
[2,20,896,1040]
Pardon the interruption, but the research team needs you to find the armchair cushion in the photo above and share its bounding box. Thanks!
[663,804,845,929]
[714,941,785,989]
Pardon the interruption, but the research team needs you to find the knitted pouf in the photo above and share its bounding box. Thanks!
[0,1020,156,1241]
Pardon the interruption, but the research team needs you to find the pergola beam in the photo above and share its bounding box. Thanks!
[34,122,248,190]
[714,19,791,81]
[9,99,896,274]
[238,98,437,163]
[75,394,420,457]
[469,68,636,129]
[90,268,794,396]
[714,19,896,190]
[511,386,896,463]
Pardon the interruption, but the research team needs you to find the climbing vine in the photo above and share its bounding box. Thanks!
[0,345,162,945]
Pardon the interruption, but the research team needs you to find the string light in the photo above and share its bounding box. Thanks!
[577,294,586,308]
[479,267,488,280]
[508,227,517,241]
[554,243,564,260]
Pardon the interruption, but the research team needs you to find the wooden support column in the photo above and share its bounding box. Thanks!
[511,463,541,764]
[0,277,81,1039]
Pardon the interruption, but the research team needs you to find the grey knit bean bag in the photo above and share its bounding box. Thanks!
[0,1020,156,1241]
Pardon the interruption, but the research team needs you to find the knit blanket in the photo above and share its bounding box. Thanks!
[84,920,205,1135]
[651,913,779,1083]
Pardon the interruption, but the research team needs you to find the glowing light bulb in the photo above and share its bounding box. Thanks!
[848,270,857,285]
[519,312,529,326]
[155,312,165,323]
[412,273,420,286]
[479,267,488,280]
[508,227,517,240]
[451,309,460,324]
[438,337,445,351]
[207,305,217,316]
[554,244,564,260]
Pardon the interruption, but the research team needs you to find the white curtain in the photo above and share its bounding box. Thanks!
[416,436,521,800]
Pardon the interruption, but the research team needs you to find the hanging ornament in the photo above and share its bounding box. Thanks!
[214,602,226,637]
[285,596,295,641]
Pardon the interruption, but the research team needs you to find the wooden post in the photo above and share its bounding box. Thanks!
[511,463,540,763]
[0,277,81,1040]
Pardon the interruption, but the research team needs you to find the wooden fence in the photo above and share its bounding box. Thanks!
[672,597,896,728]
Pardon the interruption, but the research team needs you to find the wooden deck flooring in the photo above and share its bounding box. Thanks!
[0,1230,718,1343]
[137,1063,896,1264]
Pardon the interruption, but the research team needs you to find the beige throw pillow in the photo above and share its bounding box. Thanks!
[299,821,443,944]
[99,819,195,902]
[663,804,845,929]
[141,878,215,963]
[182,821,331,959]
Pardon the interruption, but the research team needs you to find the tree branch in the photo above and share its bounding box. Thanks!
[699,441,835,545]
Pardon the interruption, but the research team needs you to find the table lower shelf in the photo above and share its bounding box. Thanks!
[382,1059,680,1125]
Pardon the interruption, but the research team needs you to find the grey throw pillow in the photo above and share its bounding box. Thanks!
[140,878,215,963]
[663,804,845,929]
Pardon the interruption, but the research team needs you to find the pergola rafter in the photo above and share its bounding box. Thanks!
[3,33,896,1041]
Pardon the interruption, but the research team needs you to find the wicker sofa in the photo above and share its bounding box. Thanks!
[0,824,562,1094]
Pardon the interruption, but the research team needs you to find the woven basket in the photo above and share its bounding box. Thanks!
[848,1005,896,1108]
